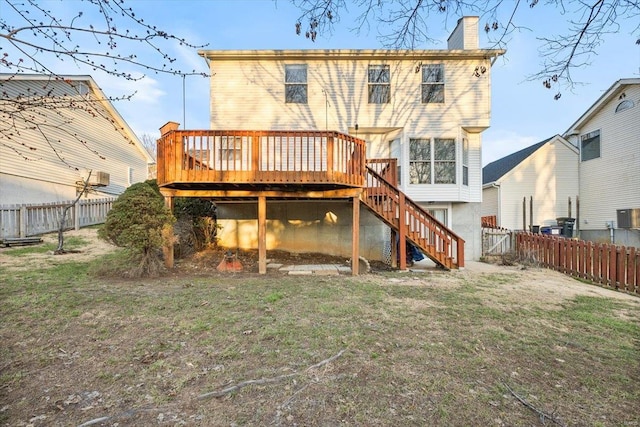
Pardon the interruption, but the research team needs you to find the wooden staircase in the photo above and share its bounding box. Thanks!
[362,161,464,270]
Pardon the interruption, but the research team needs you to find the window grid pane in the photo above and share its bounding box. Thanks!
[581,130,601,161]
[434,138,456,184]
[409,138,431,184]
[368,65,390,104]
[285,64,308,103]
[422,64,444,104]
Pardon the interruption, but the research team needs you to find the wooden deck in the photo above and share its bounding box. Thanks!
[157,129,366,194]
[157,126,464,272]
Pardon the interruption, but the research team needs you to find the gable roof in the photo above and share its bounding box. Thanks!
[0,73,154,164]
[564,78,640,135]
[482,137,554,185]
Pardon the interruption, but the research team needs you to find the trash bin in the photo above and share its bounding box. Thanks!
[556,217,575,238]
[541,226,562,235]
[530,225,540,234]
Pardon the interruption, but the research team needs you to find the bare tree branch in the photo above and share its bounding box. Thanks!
[0,0,209,167]
[290,0,640,97]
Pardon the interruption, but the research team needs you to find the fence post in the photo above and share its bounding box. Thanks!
[627,247,636,294]
[74,201,81,231]
[19,206,27,237]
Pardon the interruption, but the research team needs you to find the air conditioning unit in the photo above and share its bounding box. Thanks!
[617,208,640,229]
[85,171,110,187]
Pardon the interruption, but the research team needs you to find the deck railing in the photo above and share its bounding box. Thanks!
[157,130,366,188]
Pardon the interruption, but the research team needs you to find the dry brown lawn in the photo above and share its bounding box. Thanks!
[1,229,639,426]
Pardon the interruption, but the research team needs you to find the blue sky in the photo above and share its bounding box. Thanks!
[29,0,640,165]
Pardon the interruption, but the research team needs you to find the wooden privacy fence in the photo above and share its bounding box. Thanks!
[516,233,639,295]
[0,198,115,239]
[482,228,514,256]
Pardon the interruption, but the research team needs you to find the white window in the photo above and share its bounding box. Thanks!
[409,137,457,184]
[285,64,307,103]
[368,65,390,104]
[422,64,444,103]
[462,137,469,186]
[615,99,634,113]
[581,130,600,161]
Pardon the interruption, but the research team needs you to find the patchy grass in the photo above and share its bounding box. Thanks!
[0,252,638,426]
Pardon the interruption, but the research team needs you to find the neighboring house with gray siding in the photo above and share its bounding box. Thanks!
[563,78,640,246]
[482,135,579,231]
[0,75,153,205]
[198,16,504,261]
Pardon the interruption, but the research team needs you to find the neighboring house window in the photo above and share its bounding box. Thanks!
[581,130,601,161]
[219,136,242,164]
[409,137,457,184]
[368,65,390,104]
[285,64,307,103]
[615,99,634,113]
[422,64,444,103]
[462,137,469,186]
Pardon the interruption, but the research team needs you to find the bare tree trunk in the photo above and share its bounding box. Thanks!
[55,171,92,254]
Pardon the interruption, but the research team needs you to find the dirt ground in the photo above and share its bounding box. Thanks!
[2,228,638,306]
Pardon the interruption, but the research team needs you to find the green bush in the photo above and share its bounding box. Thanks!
[174,197,219,252]
[98,181,174,277]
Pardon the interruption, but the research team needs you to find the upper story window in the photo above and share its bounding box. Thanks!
[615,99,634,113]
[581,129,601,161]
[285,64,307,103]
[422,64,444,103]
[368,65,390,104]
[409,137,456,184]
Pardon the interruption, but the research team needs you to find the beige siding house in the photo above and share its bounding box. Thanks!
[564,78,640,246]
[198,17,504,261]
[482,136,579,231]
[0,75,153,205]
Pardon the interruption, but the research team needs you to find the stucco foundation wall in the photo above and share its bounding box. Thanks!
[216,200,389,261]
[579,229,640,248]
[451,201,481,261]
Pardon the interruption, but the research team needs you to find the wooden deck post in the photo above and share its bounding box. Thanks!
[352,196,360,276]
[398,192,407,270]
[390,229,398,268]
[163,196,174,269]
[258,195,267,274]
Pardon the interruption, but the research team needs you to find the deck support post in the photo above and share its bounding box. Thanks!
[352,196,360,276]
[258,195,267,274]
[390,229,398,268]
[163,196,174,269]
[398,192,407,270]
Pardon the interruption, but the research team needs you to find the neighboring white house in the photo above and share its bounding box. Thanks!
[482,135,579,231]
[198,16,504,261]
[563,78,640,246]
[0,74,153,205]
